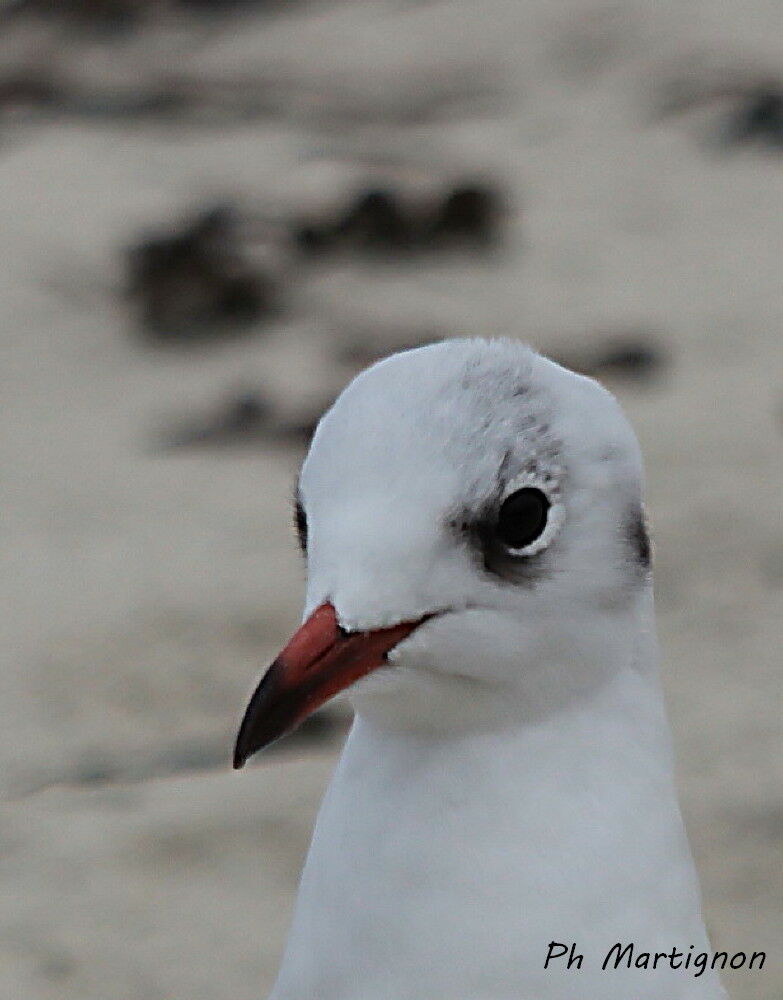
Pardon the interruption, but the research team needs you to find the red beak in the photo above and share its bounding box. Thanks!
[233,602,425,768]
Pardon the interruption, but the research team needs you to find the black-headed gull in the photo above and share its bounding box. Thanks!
[235,339,726,999]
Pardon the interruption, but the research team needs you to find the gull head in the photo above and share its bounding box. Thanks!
[235,338,653,764]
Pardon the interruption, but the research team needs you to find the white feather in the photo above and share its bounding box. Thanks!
[270,339,726,1000]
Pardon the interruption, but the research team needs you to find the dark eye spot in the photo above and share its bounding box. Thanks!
[495,488,550,550]
[628,503,651,570]
[294,500,307,553]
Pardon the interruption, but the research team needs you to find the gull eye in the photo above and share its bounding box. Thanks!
[294,499,307,552]
[495,487,550,551]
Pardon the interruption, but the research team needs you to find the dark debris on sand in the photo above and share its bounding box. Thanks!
[127,206,277,341]
[2,0,288,32]
[724,85,783,149]
[553,334,669,385]
[657,71,783,152]
[156,388,327,451]
[293,180,506,258]
[2,0,156,32]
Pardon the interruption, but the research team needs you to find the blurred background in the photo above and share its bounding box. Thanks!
[1,1,781,998]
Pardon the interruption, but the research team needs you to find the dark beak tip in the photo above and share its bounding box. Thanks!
[232,665,281,770]
[231,602,425,775]
[233,717,264,770]
[233,709,259,770]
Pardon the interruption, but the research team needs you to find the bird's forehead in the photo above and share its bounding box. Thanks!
[301,340,567,509]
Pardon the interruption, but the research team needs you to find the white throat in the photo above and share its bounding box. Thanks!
[269,595,724,1000]
[256,339,725,1000]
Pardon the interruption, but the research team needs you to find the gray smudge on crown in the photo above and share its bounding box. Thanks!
[449,367,564,587]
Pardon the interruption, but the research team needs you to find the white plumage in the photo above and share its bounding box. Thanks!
[257,339,726,999]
